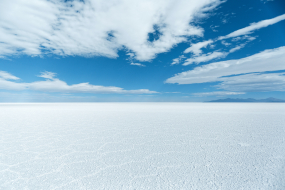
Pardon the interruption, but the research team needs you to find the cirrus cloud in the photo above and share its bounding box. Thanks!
[172,14,285,66]
[219,13,285,40]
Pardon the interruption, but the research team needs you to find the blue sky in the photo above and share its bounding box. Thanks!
[0,0,285,102]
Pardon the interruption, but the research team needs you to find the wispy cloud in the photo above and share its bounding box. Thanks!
[192,91,245,96]
[219,14,285,40]
[171,55,185,65]
[182,42,250,65]
[0,71,157,94]
[261,0,274,3]
[130,63,145,67]
[166,46,285,91]
[231,35,257,42]
[184,40,214,55]
[221,41,231,46]
[38,71,56,79]
[172,14,284,66]
[183,51,227,65]
[0,0,223,61]
[0,71,20,80]
[229,44,246,53]
[216,72,285,92]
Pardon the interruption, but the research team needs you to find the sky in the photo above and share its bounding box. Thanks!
[0,0,285,102]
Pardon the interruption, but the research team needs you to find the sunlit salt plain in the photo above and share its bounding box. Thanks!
[0,103,285,190]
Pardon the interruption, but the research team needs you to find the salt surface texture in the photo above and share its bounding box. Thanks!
[0,103,285,189]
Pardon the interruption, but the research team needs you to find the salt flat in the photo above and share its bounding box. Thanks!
[0,103,284,190]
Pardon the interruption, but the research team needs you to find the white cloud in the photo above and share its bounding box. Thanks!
[166,46,285,88]
[164,91,181,93]
[192,91,245,96]
[229,44,246,53]
[221,41,231,46]
[183,51,227,65]
[171,14,282,67]
[126,53,135,60]
[182,40,250,65]
[0,78,27,91]
[231,35,257,42]
[216,72,285,92]
[0,71,26,90]
[222,18,228,24]
[261,0,274,3]
[130,63,145,67]
[38,71,56,79]
[184,40,214,55]
[171,58,181,65]
[0,71,19,80]
[246,36,257,41]
[219,14,285,40]
[210,25,219,32]
[0,0,223,61]
[171,55,185,65]
[0,71,157,94]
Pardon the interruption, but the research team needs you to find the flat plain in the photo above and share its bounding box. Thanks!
[0,103,284,189]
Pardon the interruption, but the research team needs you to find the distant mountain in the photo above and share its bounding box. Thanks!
[209,97,285,102]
